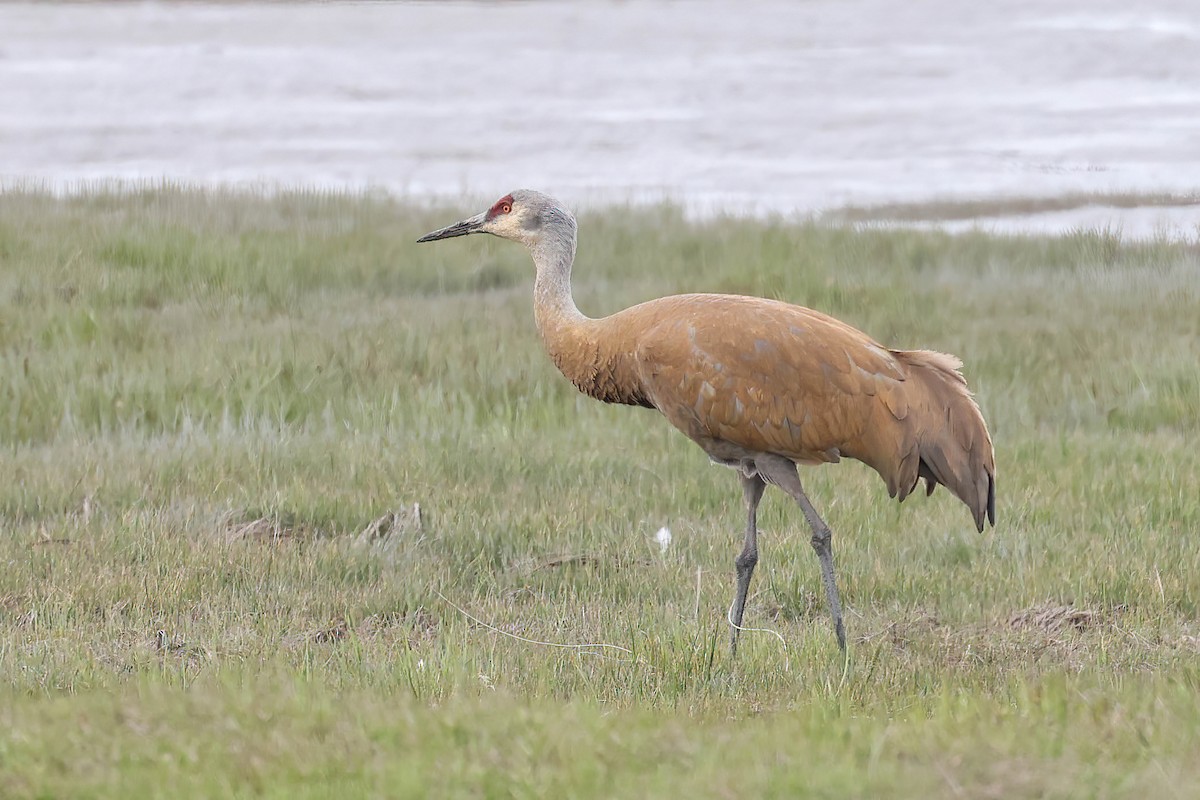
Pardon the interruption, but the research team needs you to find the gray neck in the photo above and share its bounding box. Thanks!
[531,223,587,328]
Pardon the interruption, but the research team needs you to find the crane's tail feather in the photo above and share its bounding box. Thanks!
[894,349,996,531]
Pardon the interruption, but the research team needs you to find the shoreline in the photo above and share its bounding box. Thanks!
[4,179,1197,241]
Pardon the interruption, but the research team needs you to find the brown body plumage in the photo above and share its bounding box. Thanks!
[537,293,995,531]
[419,190,996,652]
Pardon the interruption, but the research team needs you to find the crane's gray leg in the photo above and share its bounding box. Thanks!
[757,456,847,651]
[729,472,766,656]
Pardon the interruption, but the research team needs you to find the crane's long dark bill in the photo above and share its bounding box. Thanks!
[416,212,486,242]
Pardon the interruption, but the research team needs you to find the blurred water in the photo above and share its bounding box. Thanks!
[2,0,1199,231]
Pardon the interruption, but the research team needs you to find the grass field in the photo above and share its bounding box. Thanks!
[1,186,1198,797]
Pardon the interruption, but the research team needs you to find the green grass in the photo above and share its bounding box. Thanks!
[1,186,1198,797]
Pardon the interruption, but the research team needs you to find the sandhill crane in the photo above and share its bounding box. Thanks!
[418,190,996,652]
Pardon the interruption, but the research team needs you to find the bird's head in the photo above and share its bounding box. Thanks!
[417,190,576,250]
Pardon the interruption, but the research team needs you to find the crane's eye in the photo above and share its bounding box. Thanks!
[501,203,512,214]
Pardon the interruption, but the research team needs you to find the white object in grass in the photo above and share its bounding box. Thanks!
[655,526,672,552]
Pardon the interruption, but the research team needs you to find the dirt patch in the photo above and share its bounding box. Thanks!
[0,593,30,614]
[309,619,351,644]
[531,553,603,570]
[856,609,942,651]
[354,503,423,547]
[154,630,212,664]
[288,608,438,649]
[220,502,424,545]
[31,536,73,547]
[850,602,1139,671]
[221,513,310,544]
[1007,602,1108,634]
[514,552,654,574]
